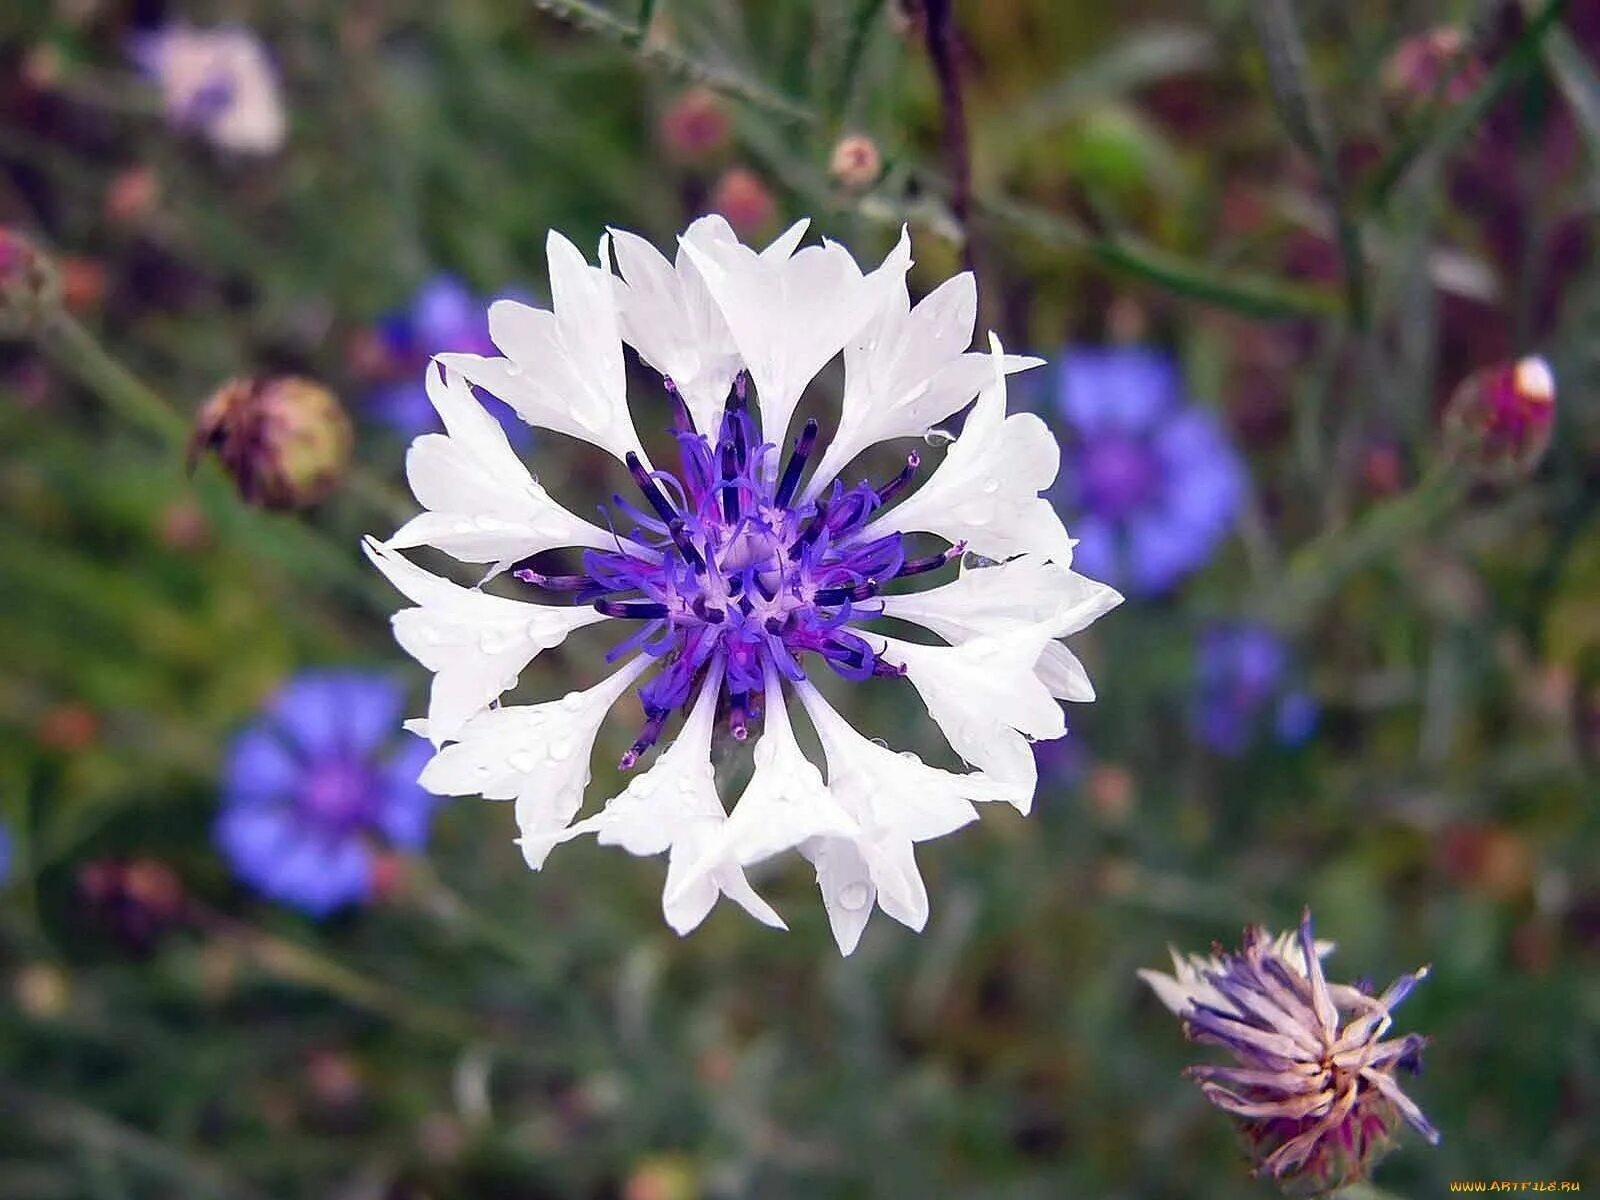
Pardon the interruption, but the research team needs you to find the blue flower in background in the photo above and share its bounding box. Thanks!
[1050,348,1244,596]
[0,822,11,886]
[216,671,435,917]
[369,275,530,441]
[1191,622,1318,756]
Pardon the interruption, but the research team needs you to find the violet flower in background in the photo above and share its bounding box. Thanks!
[129,25,286,155]
[216,671,435,917]
[1140,912,1438,1191]
[1192,622,1318,756]
[0,821,11,886]
[1049,348,1244,596]
[368,275,529,441]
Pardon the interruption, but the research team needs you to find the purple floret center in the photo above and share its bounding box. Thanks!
[299,759,380,831]
[517,376,962,768]
[1080,434,1160,518]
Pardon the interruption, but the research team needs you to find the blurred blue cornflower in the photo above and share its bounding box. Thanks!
[0,822,12,886]
[1049,348,1244,596]
[216,671,435,917]
[1192,622,1318,755]
[368,275,529,441]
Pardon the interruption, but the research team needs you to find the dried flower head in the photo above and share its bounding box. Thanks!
[1444,355,1556,482]
[1141,912,1438,1193]
[189,376,353,510]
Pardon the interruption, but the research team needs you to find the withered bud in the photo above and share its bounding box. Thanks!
[829,134,883,191]
[658,86,731,164]
[0,227,62,335]
[709,167,777,238]
[1443,356,1556,482]
[1383,27,1486,112]
[189,376,353,509]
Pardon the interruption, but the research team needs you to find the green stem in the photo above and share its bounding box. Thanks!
[1274,468,1467,630]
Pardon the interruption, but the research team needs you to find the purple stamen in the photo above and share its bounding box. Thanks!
[898,542,966,579]
[774,419,819,508]
[595,599,671,619]
[574,397,966,761]
[875,452,920,506]
[514,568,597,592]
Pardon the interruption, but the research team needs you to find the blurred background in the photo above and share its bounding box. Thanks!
[1,0,1597,1197]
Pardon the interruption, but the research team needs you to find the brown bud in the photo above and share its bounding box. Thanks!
[0,227,61,334]
[709,167,776,238]
[1443,356,1556,482]
[829,134,882,191]
[1383,27,1486,113]
[659,86,731,164]
[189,376,353,509]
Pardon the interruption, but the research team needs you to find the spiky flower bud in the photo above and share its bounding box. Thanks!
[0,227,61,335]
[188,376,352,509]
[1443,356,1556,482]
[829,134,883,191]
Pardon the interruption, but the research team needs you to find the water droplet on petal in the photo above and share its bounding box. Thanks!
[924,429,955,447]
[981,478,1000,494]
[548,739,573,762]
[559,692,584,712]
[839,882,870,911]
[508,751,537,772]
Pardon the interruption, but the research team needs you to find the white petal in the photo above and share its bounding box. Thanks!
[866,622,1070,813]
[1035,641,1095,702]
[384,366,623,570]
[877,555,1122,644]
[803,835,876,955]
[795,679,995,841]
[364,539,610,742]
[681,225,912,452]
[562,663,784,935]
[806,272,1043,499]
[794,679,996,948]
[610,217,743,438]
[862,335,1074,564]
[668,663,858,913]
[439,231,644,463]
[415,655,651,869]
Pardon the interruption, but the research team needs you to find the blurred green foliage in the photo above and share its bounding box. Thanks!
[1,0,1597,1197]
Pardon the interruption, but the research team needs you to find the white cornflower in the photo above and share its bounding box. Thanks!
[366,218,1121,952]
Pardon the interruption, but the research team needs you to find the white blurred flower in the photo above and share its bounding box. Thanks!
[131,25,286,155]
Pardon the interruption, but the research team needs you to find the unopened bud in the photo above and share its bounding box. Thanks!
[1443,356,1555,481]
[658,86,731,163]
[189,376,353,509]
[709,167,776,238]
[1383,27,1485,112]
[829,134,882,191]
[0,227,61,334]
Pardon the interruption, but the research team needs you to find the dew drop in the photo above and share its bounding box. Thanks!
[923,429,955,447]
[508,751,537,773]
[548,739,573,762]
[839,882,871,911]
[981,478,1000,494]
[559,692,584,712]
